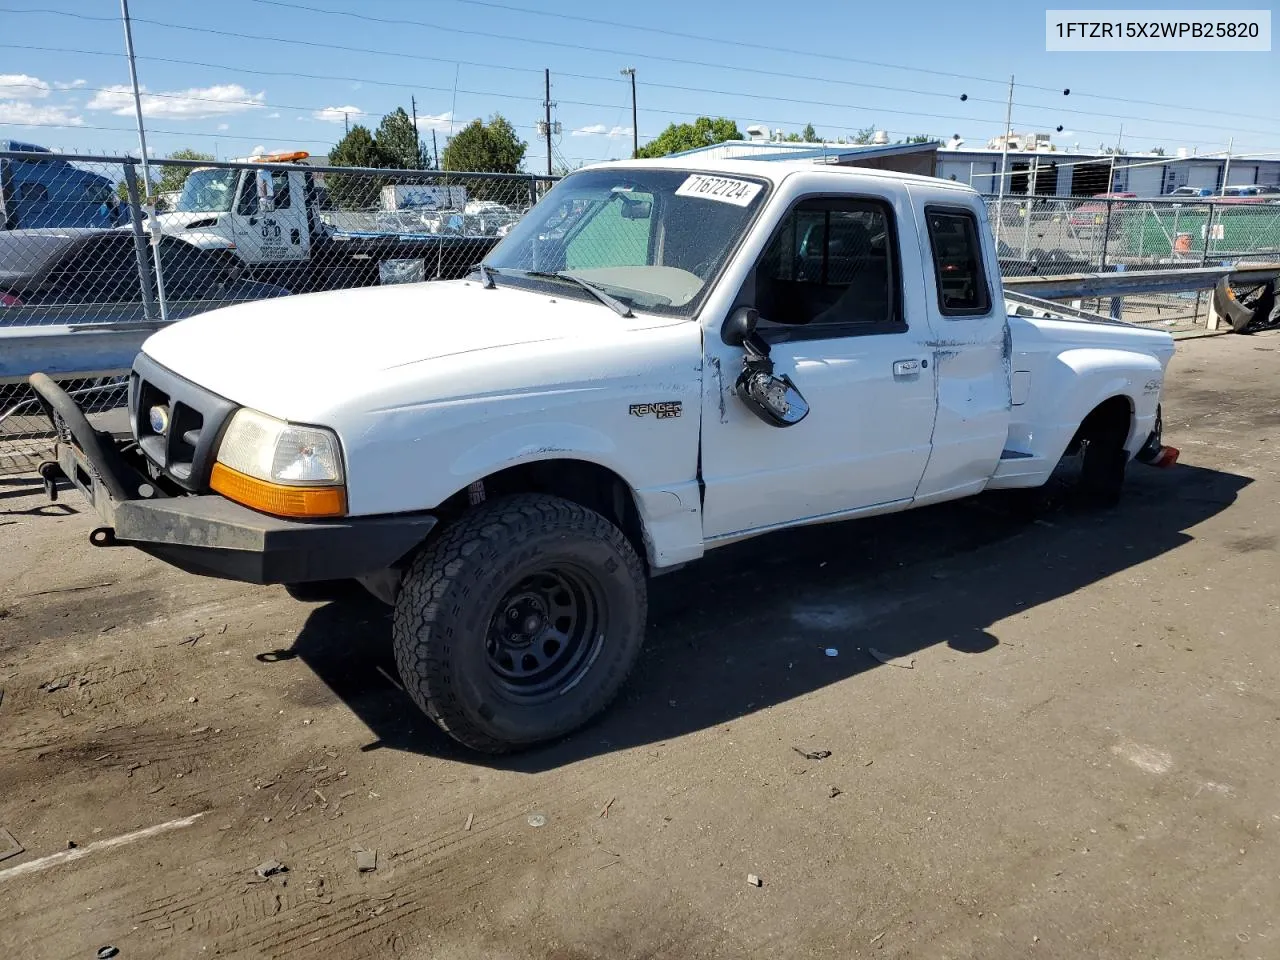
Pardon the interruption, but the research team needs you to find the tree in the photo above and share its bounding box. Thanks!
[897,134,933,144]
[440,115,527,174]
[634,117,743,158]
[377,107,427,170]
[117,147,213,209]
[327,125,389,208]
[1151,146,1166,156]
[801,122,817,142]
[440,114,528,202]
[851,125,877,145]
[158,149,215,194]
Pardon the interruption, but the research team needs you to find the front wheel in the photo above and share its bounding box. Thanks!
[392,494,647,754]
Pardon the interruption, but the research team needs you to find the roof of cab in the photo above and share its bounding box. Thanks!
[579,155,979,196]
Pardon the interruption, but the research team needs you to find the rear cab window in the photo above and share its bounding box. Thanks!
[925,207,991,315]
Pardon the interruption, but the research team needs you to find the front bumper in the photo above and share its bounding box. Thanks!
[30,373,435,585]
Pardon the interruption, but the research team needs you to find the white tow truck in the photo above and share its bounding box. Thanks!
[33,158,1179,753]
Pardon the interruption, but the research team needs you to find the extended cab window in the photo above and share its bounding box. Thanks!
[926,208,991,315]
[753,197,901,334]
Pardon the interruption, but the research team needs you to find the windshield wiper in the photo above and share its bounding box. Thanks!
[519,270,633,317]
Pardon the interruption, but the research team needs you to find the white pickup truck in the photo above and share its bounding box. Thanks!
[32,158,1179,753]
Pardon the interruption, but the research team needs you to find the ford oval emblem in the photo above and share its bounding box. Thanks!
[149,404,170,435]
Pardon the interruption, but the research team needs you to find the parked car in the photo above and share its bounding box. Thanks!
[34,158,1179,754]
[1068,192,1136,237]
[1165,186,1214,199]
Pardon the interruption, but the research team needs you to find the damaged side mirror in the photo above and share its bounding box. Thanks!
[721,307,810,428]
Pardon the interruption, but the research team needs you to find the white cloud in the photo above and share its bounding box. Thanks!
[265,112,281,119]
[413,111,453,132]
[53,79,86,90]
[313,104,362,123]
[571,123,633,139]
[217,122,229,131]
[87,83,265,119]
[0,101,83,125]
[0,74,50,99]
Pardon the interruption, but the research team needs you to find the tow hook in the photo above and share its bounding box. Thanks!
[38,460,65,502]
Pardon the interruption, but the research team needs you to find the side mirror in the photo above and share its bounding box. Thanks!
[735,366,810,427]
[255,169,275,213]
[721,306,759,348]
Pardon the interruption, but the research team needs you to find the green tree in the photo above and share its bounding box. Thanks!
[851,125,877,145]
[896,134,933,144]
[1151,147,1166,156]
[376,107,427,169]
[327,124,389,208]
[440,114,528,202]
[118,147,214,209]
[634,117,743,158]
[800,122,818,142]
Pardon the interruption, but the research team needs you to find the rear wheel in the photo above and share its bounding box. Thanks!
[392,494,647,754]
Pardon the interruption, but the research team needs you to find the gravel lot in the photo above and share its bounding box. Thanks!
[1,330,1278,960]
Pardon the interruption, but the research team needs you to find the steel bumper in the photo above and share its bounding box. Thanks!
[30,372,435,584]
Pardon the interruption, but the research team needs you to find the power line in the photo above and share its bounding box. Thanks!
[7,6,1274,140]
[248,0,1280,124]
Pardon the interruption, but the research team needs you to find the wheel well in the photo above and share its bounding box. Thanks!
[1066,395,1133,455]
[435,459,648,568]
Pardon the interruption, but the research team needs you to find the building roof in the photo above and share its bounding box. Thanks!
[665,139,942,164]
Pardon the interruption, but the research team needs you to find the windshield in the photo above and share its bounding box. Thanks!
[175,168,240,213]
[483,168,769,316]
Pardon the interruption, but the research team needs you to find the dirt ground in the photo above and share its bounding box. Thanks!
[2,330,1278,960]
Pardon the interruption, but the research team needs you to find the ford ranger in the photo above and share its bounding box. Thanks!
[30,158,1179,753]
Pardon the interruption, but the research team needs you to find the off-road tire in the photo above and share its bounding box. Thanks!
[392,494,647,754]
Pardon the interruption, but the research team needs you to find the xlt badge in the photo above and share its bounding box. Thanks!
[630,401,682,420]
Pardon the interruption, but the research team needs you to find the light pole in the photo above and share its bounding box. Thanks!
[620,67,637,158]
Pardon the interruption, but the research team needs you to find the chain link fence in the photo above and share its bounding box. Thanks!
[1,149,555,473]
[4,150,1278,474]
[985,193,1280,330]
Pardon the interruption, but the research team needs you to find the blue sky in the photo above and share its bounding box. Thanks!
[0,0,1275,167]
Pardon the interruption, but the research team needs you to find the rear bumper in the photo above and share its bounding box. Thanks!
[31,373,435,585]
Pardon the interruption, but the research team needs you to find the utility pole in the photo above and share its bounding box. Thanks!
[995,74,1014,247]
[120,0,167,321]
[411,96,423,169]
[620,67,637,158]
[544,68,553,176]
[344,112,349,136]
[431,129,440,170]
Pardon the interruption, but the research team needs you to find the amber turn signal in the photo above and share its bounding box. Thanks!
[210,462,346,518]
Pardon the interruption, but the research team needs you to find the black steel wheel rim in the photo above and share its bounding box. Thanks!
[485,564,606,701]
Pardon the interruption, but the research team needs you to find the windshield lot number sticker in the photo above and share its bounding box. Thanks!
[630,401,682,420]
[674,175,762,207]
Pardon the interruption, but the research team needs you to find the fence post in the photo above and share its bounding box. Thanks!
[122,161,158,321]
[1099,199,1112,269]
[1200,202,1215,266]
[528,175,538,209]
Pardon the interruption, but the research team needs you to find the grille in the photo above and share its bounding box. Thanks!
[128,354,236,492]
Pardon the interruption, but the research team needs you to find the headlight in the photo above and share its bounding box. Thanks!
[211,408,346,518]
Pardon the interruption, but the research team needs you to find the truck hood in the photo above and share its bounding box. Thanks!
[140,280,664,420]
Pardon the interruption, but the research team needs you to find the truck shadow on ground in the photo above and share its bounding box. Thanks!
[281,462,1249,770]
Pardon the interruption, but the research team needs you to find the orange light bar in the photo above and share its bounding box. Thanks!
[256,150,310,163]
[211,462,346,518]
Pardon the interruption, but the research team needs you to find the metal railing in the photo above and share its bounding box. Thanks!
[1,149,556,472]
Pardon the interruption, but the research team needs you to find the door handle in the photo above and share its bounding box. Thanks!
[893,359,927,376]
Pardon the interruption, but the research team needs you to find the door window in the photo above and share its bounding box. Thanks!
[752,197,902,337]
[925,207,991,315]
[238,171,292,214]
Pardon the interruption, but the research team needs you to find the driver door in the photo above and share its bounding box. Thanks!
[700,195,938,541]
